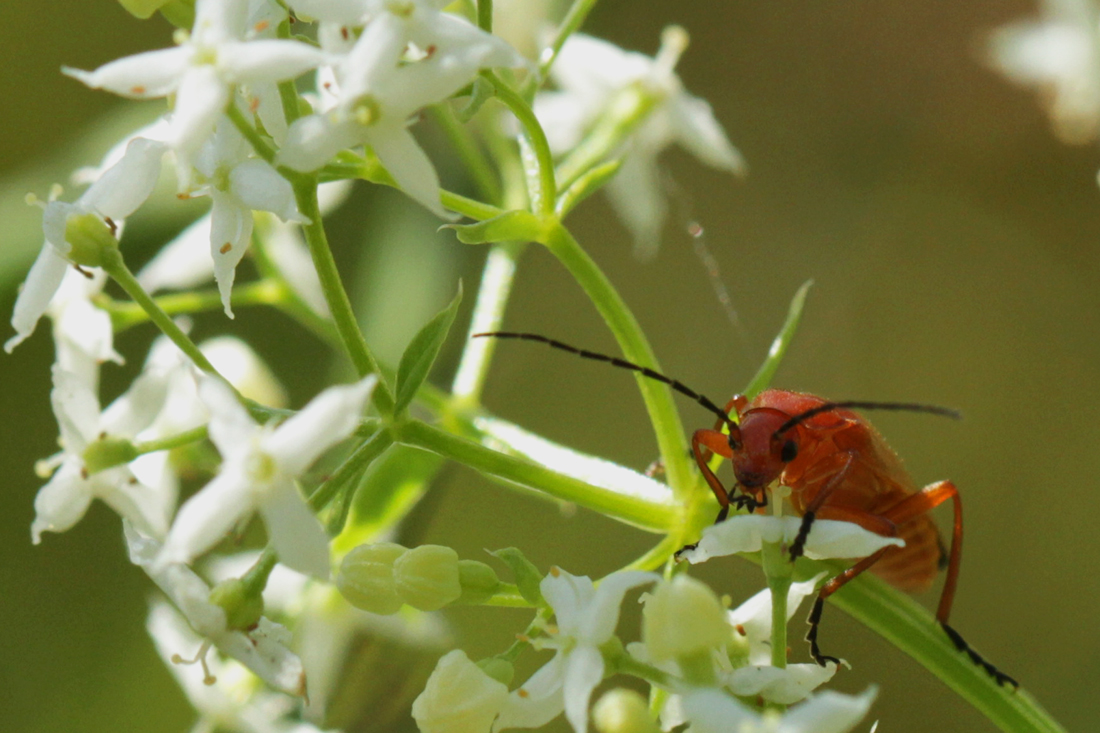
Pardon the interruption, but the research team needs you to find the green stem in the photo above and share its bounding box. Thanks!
[542,223,693,509]
[477,0,492,33]
[483,71,556,217]
[535,0,601,82]
[451,242,526,403]
[289,175,395,413]
[241,549,278,597]
[760,540,791,672]
[429,104,502,204]
[395,420,674,531]
[226,104,276,164]
[101,248,218,376]
[308,429,396,512]
[133,426,208,456]
[104,281,285,332]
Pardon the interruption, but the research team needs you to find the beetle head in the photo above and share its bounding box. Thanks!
[729,407,799,489]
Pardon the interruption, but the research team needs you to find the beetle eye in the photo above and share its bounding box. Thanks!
[780,439,798,462]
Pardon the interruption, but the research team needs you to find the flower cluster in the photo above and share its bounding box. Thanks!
[10,0,1035,730]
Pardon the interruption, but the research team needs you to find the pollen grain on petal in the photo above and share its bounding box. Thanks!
[130,85,146,95]
[220,243,232,254]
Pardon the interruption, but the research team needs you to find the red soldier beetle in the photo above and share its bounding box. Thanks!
[474,331,1017,688]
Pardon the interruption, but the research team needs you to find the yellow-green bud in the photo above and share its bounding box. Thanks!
[209,578,264,631]
[393,545,461,612]
[592,689,661,733]
[456,560,501,605]
[158,0,196,28]
[642,575,729,663]
[65,213,118,268]
[337,542,407,615]
[81,437,138,476]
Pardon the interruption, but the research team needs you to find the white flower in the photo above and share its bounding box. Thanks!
[6,137,166,353]
[493,568,658,733]
[130,526,307,697]
[45,268,123,389]
[680,686,877,733]
[988,0,1100,143]
[158,374,377,578]
[278,3,524,215]
[32,363,171,543]
[678,515,904,565]
[536,29,744,259]
[413,649,511,733]
[190,118,307,317]
[64,0,323,183]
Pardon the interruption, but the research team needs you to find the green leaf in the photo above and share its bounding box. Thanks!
[490,547,545,606]
[446,210,545,245]
[395,284,464,415]
[741,279,813,399]
[555,159,622,218]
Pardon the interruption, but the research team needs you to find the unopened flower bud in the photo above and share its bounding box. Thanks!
[643,575,728,663]
[592,688,661,733]
[81,436,138,476]
[337,542,407,615]
[65,212,117,268]
[208,578,264,631]
[456,559,501,605]
[117,0,171,19]
[412,650,509,733]
[394,545,461,611]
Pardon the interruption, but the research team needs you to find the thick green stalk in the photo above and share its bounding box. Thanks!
[290,176,395,413]
[542,223,694,508]
[396,419,675,531]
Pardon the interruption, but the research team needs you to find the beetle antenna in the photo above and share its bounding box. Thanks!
[775,401,962,437]
[473,332,733,424]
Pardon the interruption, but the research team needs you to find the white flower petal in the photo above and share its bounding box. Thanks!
[278,114,362,171]
[31,462,94,543]
[229,158,304,222]
[263,376,376,476]
[159,468,254,566]
[6,242,70,352]
[681,515,904,563]
[78,137,167,219]
[493,654,566,731]
[580,571,658,642]
[563,644,604,733]
[541,571,596,635]
[101,367,170,437]
[171,65,230,158]
[217,39,326,84]
[413,650,511,733]
[137,214,216,293]
[727,663,836,706]
[259,480,331,579]
[669,94,747,174]
[209,190,254,318]
[98,469,171,540]
[367,122,447,217]
[778,687,877,733]
[50,364,101,449]
[199,376,258,454]
[679,689,757,733]
[62,47,192,98]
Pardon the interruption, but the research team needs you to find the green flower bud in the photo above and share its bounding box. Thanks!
[158,0,196,28]
[592,688,660,733]
[337,542,407,615]
[642,575,729,663]
[455,559,501,605]
[81,437,138,476]
[208,578,264,631]
[475,656,515,686]
[65,212,118,268]
[393,545,461,612]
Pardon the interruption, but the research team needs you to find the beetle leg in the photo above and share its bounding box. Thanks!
[806,546,891,666]
[879,481,1019,688]
[692,428,735,522]
[789,452,856,560]
[695,397,745,463]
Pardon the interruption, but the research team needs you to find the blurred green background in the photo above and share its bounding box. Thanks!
[2,1,1096,731]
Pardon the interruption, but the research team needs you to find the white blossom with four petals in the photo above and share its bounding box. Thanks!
[158,374,377,579]
[64,0,323,186]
